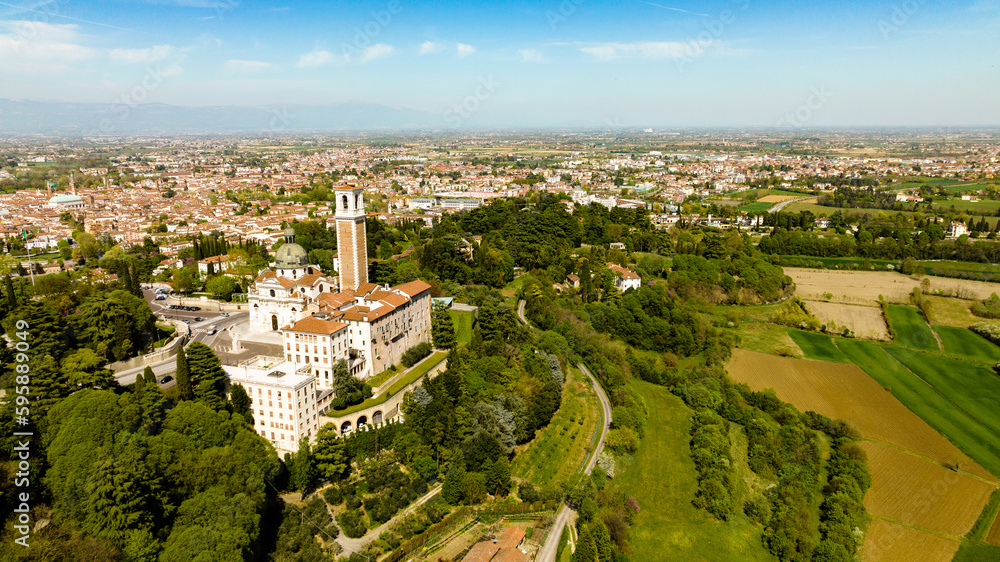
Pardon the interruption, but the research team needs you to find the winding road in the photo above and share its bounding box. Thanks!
[518,300,614,562]
[767,195,814,213]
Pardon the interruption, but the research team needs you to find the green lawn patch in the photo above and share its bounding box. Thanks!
[837,339,1000,477]
[786,329,850,362]
[738,201,776,213]
[933,325,1000,364]
[328,351,447,417]
[511,366,600,492]
[366,365,402,389]
[882,347,1000,439]
[887,305,939,352]
[449,309,474,346]
[611,380,775,562]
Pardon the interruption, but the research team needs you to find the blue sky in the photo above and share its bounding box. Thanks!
[0,0,998,127]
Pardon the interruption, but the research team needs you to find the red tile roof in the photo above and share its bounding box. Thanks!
[284,316,348,335]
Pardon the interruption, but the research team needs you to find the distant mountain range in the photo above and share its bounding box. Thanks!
[0,99,444,135]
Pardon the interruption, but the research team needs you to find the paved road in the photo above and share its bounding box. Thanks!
[113,290,257,388]
[767,195,814,213]
[517,299,528,325]
[536,363,613,562]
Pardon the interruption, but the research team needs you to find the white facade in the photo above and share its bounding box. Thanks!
[248,265,337,332]
[224,356,329,455]
[282,316,352,389]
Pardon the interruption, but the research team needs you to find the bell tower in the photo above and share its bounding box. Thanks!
[335,187,368,292]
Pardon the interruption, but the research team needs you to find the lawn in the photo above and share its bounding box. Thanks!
[366,364,402,389]
[933,325,1000,364]
[611,380,775,562]
[737,201,776,213]
[882,347,1000,439]
[785,329,849,362]
[511,366,601,492]
[887,305,940,352]
[837,339,1000,478]
[449,309,474,346]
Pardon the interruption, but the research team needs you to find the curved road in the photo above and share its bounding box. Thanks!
[767,195,814,213]
[519,301,614,562]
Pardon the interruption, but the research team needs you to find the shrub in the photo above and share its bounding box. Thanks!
[323,486,343,505]
[400,342,432,367]
[971,321,1000,345]
[972,293,1000,319]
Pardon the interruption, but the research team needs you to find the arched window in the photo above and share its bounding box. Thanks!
[271,315,278,331]
[342,195,349,210]
[356,194,362,209]
[269,289,275,297]
[319,284,324,292]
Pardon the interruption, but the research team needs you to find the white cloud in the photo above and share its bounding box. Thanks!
[358,43,394,63]
[297,49,340,67]
[519,48,542,62]
[0,21,95,74]
[224,59,271,72]
[456,43,475,58]
[580,41,707,61]
[109,44,177,64]
[296,43,394,67]
[418,41,442,55]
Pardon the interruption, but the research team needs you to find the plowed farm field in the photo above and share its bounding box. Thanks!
[861,519,960,562]
[785,267,1000,305]
[802,301,889,340]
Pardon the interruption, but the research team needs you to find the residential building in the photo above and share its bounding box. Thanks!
[223,355,332,455]
[607,262,641,292]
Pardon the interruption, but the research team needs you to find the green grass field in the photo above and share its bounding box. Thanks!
[933,325,1000,363]
[511,366,601,492]
[786,329,850,362]
[449,309,474,346]
[887,305,940,352]
[738,201,776,213]
[954,490,1000,561]
[612,380,775,562]
[882,347,1000,439]
[837,339,1000,477]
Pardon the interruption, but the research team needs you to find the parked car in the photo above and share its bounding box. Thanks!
[160,375,173,384]
[154,295,166,300]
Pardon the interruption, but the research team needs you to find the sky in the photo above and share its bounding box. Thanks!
[0,0,998,128]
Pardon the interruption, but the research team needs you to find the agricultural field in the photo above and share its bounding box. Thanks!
[802,300,889,339]
[840,340,1000,480]
[886,305,940,352]
[861,519,960,562]
[732,322,804,358]
[859,440,994,537]
[611,380,775,562]
[785,329,849,362]
[511,366,601,492]
[737,201,776,213]
[756,194,799,203]
[726,349,997,561]
[925,295,977,327]
[882,347,1000,439]
[785,267,1000,304]
[933,325,1000,363]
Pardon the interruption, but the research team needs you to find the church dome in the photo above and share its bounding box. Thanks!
[49,194,83,204]
[274,227,308,268]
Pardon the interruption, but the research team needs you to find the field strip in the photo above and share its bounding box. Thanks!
[862,518,961,562]
[859,437,999,486]
[877,347,1000,443]
[870,516,962,540]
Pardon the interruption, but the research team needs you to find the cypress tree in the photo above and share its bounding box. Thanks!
[175,348,192,400]
[130,263,142,297]
[4,275,16,309]
[144,365,158,386]
[135,366,151,397]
